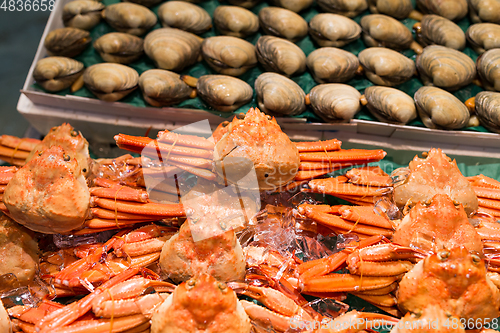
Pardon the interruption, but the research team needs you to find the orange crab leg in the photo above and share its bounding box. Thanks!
[348,259,414,276]
[0,168,16,184]
[476,220,500,241]
[157,130,215,150]
[89,186,149,203]
[299,251,349,281]
[0,145,31,159]
[114,236,172,257]
[83,218,151,229]
[90,208,161,220]
[352,293,397,307]
[338,206,393,229]
[353,282,398,296]
[49,314,149,333]
[468,175,500,189]
[303,274,399,293]
[8,300,64,324]
[298,204,341,214]
[91,198,185,217]
[478,206,500,217]
[305,177,391,197]
[294,169,331,180]
[0,135,40,151]
[295,139,342,152]
[299,149,386,162]
[478,197,500,210]
[472,186,500,200]
[345,166,393,187]
[166,160,217,180]
[96,293,170,318]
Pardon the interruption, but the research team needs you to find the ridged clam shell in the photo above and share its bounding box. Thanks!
[144,28,202,72]
[44,27,91,58]
[368,0,413,20]
[254,72,306,116]
[62,0,105,31]
[308,84,361,122]
[358,47,415,86]
[475,91,500,132]
[226,0,261,8]
[33,56,84,92]
[360,14,413,50]
[255,36,306,77]
[201,36,257,76]
[477,49,500,91]
[213,6,259,38]
[364,86,416,124]
[306,47,359,84]
[414,86,470,129]
[316,0,368,18]
[157,1,212,35]
[416,15,465,50]
[83,63,139,102]
[416,0,468,21]
[469,0,500,24]
[102,3,157,36]
[197,75,253,112]
[94,33,144,64]
[466,23,500,54]
[416,45,476,91]
[139,69,193,107]
[269,0,313,13]
[308,13,361,47]
[122,0,163,8]
[258,7,308,41]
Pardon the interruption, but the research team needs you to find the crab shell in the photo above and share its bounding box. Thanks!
[0,300,12,333]
[213,107,300,191]
[151,274,251,333]
[3,145,90,234]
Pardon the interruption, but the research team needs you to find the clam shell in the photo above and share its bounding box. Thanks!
[255,36,306,77]
[226,0,262,8]
[196,75,253,112]
[144,28,202,72]
[258,7,308,41]
[269,0,313,12]
[306,47,359,83]
[83,63,139,102]
[122,0,163,8]
[255,72,306,116]
[358,47,415,86]
[477,49,500,91]
[364,86,416,124]
[33,56,84,92]
[94,33,144,64]
[157,1,212,35]
[466,23,500,54]
[469,0,500,24]
[360,14,413,50]
[62,0,105,31]
[44,27,91,58]
[201,36,257,76]
[316,0,368,18]
[475,91,500,133]
[368,0,413,20]
[308,84,361,122]
[139,69,193,107]
[416,15,466,50]
[416,0,468,21]
[416,45,476,91]
[308,13,361,47]
[102,3,157,36]
[213,6,259,38]
[414,86,470,129]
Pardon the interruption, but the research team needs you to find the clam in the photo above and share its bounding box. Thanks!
[269,0,313,12]
[367,0,414,20]
[360,14,422,53]
[139,69,194,107]
[413,15,466,50]
[306,84,361,122]
[102,3,157,36]
[414,86,470,129]
[308,13,361,47]
[83,63,139,102]
[477,49,500,91]
[358,47,415,86]
[183,75,253,112]
[258,7,308,41]
[144,28,202,72]
[201,36,257,76]
[469,0,500,24]
[33,57,84,92]
[415,0,468,21]
[466,23,500,54]
[361,86,417,124]
[93,33,144,64]
[254,72,306,116]
[416,45,476,91]
[44,27,91,58]
[122,0,163,8]
[62,0,105,31]
[316,0,368,18]
[213,6,259,38]
[306,47,359,84]
[226,0,261,8]
[157,1,212,35]
[469,91,500,133]
[255,36,306,77]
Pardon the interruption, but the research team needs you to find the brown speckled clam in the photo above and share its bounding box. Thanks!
[139,69,194,107]
[416,0,468,21]
[33,56,84,92]
[62,0,105,31]
[44,27,91,58]
[83,63,139,102]
[201,36,257,76]
[307,84,361,122]
[358,47,415,86]
[307,47,359,84]
[414,15,466,50]
[308,13,361,47]
[469,0,500,24]
[477,49,500,92]
[102,3,157,36]
[317,0,368,18]
[157,1,212,35]
[258,6,308,41]
[368,0,414,19]
[362,86,417,124]
[255,35,306,77]
[254,72,306,116]
[213,6,259,38]
[466,23,500,54]
[94,33,144,64]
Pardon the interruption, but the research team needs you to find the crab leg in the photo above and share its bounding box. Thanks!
[468,174,500,189]
[305,177,391,197]
[478,206,500,217]
[114,235,173,257]
[347,259,414,276]
[83,218,153,229]
[350,243,424,261]
[476,220,500,241]
[351,293,397,307]
[90,208,161,220]
[295,139,342,152]
[294,169,331,180]
[0,166,16,184]
[95,293,170,318]
[345,166,393,187]
[473,186,500,200]
[90,186,149,203]
[0,135,40,151]
[8,301,64,325]
[165,160,217,180]
[157,130,214,150]
[299,149,387,163]
[90,197,185,217]
[49,314,149,333]
[303,274,399,293]
[338,206,393,229]
[353,282,398,296]
[478,197,500,210]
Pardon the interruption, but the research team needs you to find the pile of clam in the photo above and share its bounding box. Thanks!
[33,0,500,132]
